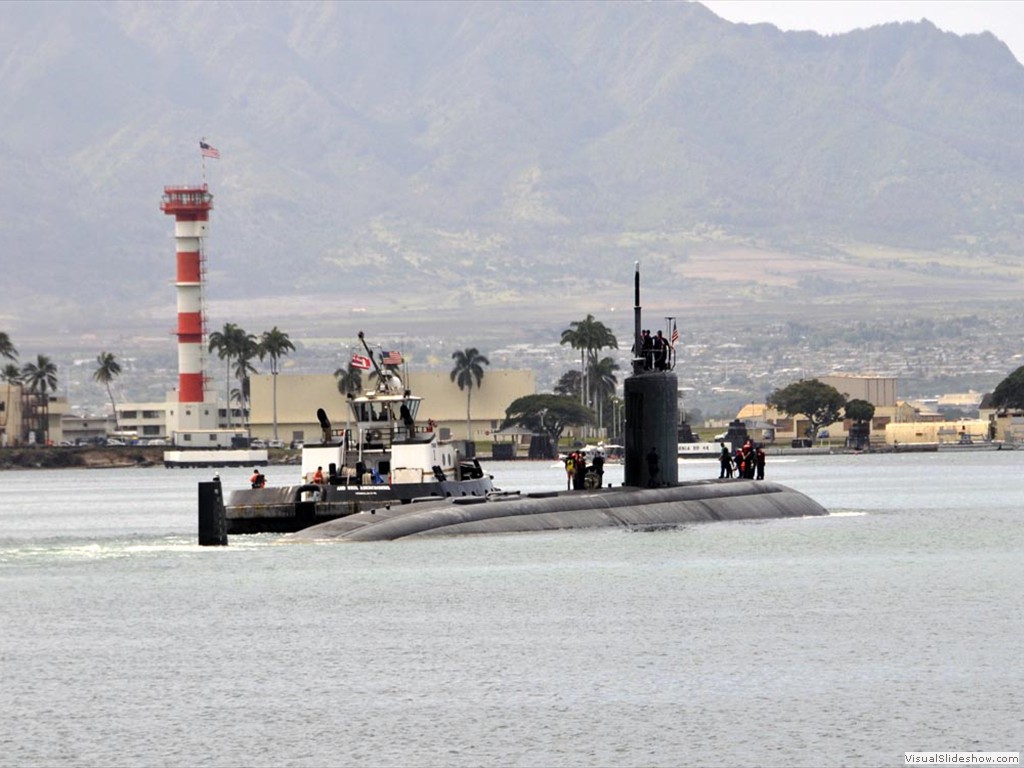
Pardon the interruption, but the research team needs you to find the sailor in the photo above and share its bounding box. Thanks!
[400,402,415,435]
[591,451,605,488]
[312,466,325,484]
[719,444,733,479]
[739,440,755,479]
[653,330,671,370]
[646,446,660,487]
[250,468,262,488]
[641,330,654,370]
[573,452,587,490]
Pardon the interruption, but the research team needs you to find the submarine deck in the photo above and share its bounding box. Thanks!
[288,479,828,541]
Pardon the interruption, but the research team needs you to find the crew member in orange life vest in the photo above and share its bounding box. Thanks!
[313,466,325,484]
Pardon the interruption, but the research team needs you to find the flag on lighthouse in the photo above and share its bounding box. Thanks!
[671,321,679,345]
[351,354,372,370]
[200,141,220,159]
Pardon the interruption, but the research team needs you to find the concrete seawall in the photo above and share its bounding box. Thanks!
[290,479,828,541]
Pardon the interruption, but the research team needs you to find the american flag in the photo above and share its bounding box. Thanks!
[200,141,220,159]
[381,350,403,366]
[671,321,679,345]
[351,354,372,370]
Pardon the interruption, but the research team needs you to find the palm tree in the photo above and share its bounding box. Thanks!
[334,363,363,397]
[450,347,490,443]
[93,351,122,430]
[238,333,260,424]
[561,315,617,437]
[208,323,238,425]
[0,331,17,362]
[21,354,58,444]
[208,323,254,427]
[560,314,618,407]
[1,363,20,434]
[588,355,620,432]
[233,337,259,424]
[257,327,295,442]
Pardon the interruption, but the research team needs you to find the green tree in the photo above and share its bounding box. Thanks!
[767,379,847,443]
[334,363,363,397]
[234,334,260,422]
[257,327,295,441]
[21,354,58,444]
[0,332,17,362]
[844,398,875,423]
[1,363,20,436]
[990,365,1024,410]
[502,394,595,458]
[209,323,254,427]
[560,315,618,410]
[588,355,620,432]
[844,398,875,449]
[450,347,490,442]
[554,370,582,400]
[93,351,122,430]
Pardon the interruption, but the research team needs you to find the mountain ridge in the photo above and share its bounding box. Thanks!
[1,1,1022,341]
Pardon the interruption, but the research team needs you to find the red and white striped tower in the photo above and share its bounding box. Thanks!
[160,184,213,404]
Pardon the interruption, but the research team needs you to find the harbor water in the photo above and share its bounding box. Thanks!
[1,452,1022,767]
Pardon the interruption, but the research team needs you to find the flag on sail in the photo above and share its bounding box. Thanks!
[671,321,679,345]
[381,350,403,366]
[351,354,372,370]
[200,141,220,159]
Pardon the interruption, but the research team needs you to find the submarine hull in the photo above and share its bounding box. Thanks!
[289,479,827,541]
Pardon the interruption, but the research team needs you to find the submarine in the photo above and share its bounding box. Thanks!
[196,263,827,545]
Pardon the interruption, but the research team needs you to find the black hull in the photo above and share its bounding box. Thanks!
[224,477,495,534]
[288,479,829,541]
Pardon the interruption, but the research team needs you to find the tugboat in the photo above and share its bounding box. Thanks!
[223,332,494,534]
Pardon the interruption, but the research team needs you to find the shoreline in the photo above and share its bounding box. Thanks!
[2,441,1012,470]
[0,446,299,471]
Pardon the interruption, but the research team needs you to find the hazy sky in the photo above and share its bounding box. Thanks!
[701,1,1024,64]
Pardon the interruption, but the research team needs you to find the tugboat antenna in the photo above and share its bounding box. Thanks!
[357,331,387,390]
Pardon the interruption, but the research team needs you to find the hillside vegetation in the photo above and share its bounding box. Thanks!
[1,1,1022,338]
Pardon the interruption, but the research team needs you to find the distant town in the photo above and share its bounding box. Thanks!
[19,303,1020,422]
[3,302,1022,453]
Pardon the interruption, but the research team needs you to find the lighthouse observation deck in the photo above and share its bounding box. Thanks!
[160,185,213,217]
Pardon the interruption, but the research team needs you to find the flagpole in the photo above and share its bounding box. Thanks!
[665,316,676,370]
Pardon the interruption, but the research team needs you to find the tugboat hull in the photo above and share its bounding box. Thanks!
[224,476,494,534]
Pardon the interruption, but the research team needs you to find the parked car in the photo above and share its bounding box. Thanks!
[267,439,285,449]
[250,439,267,449]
